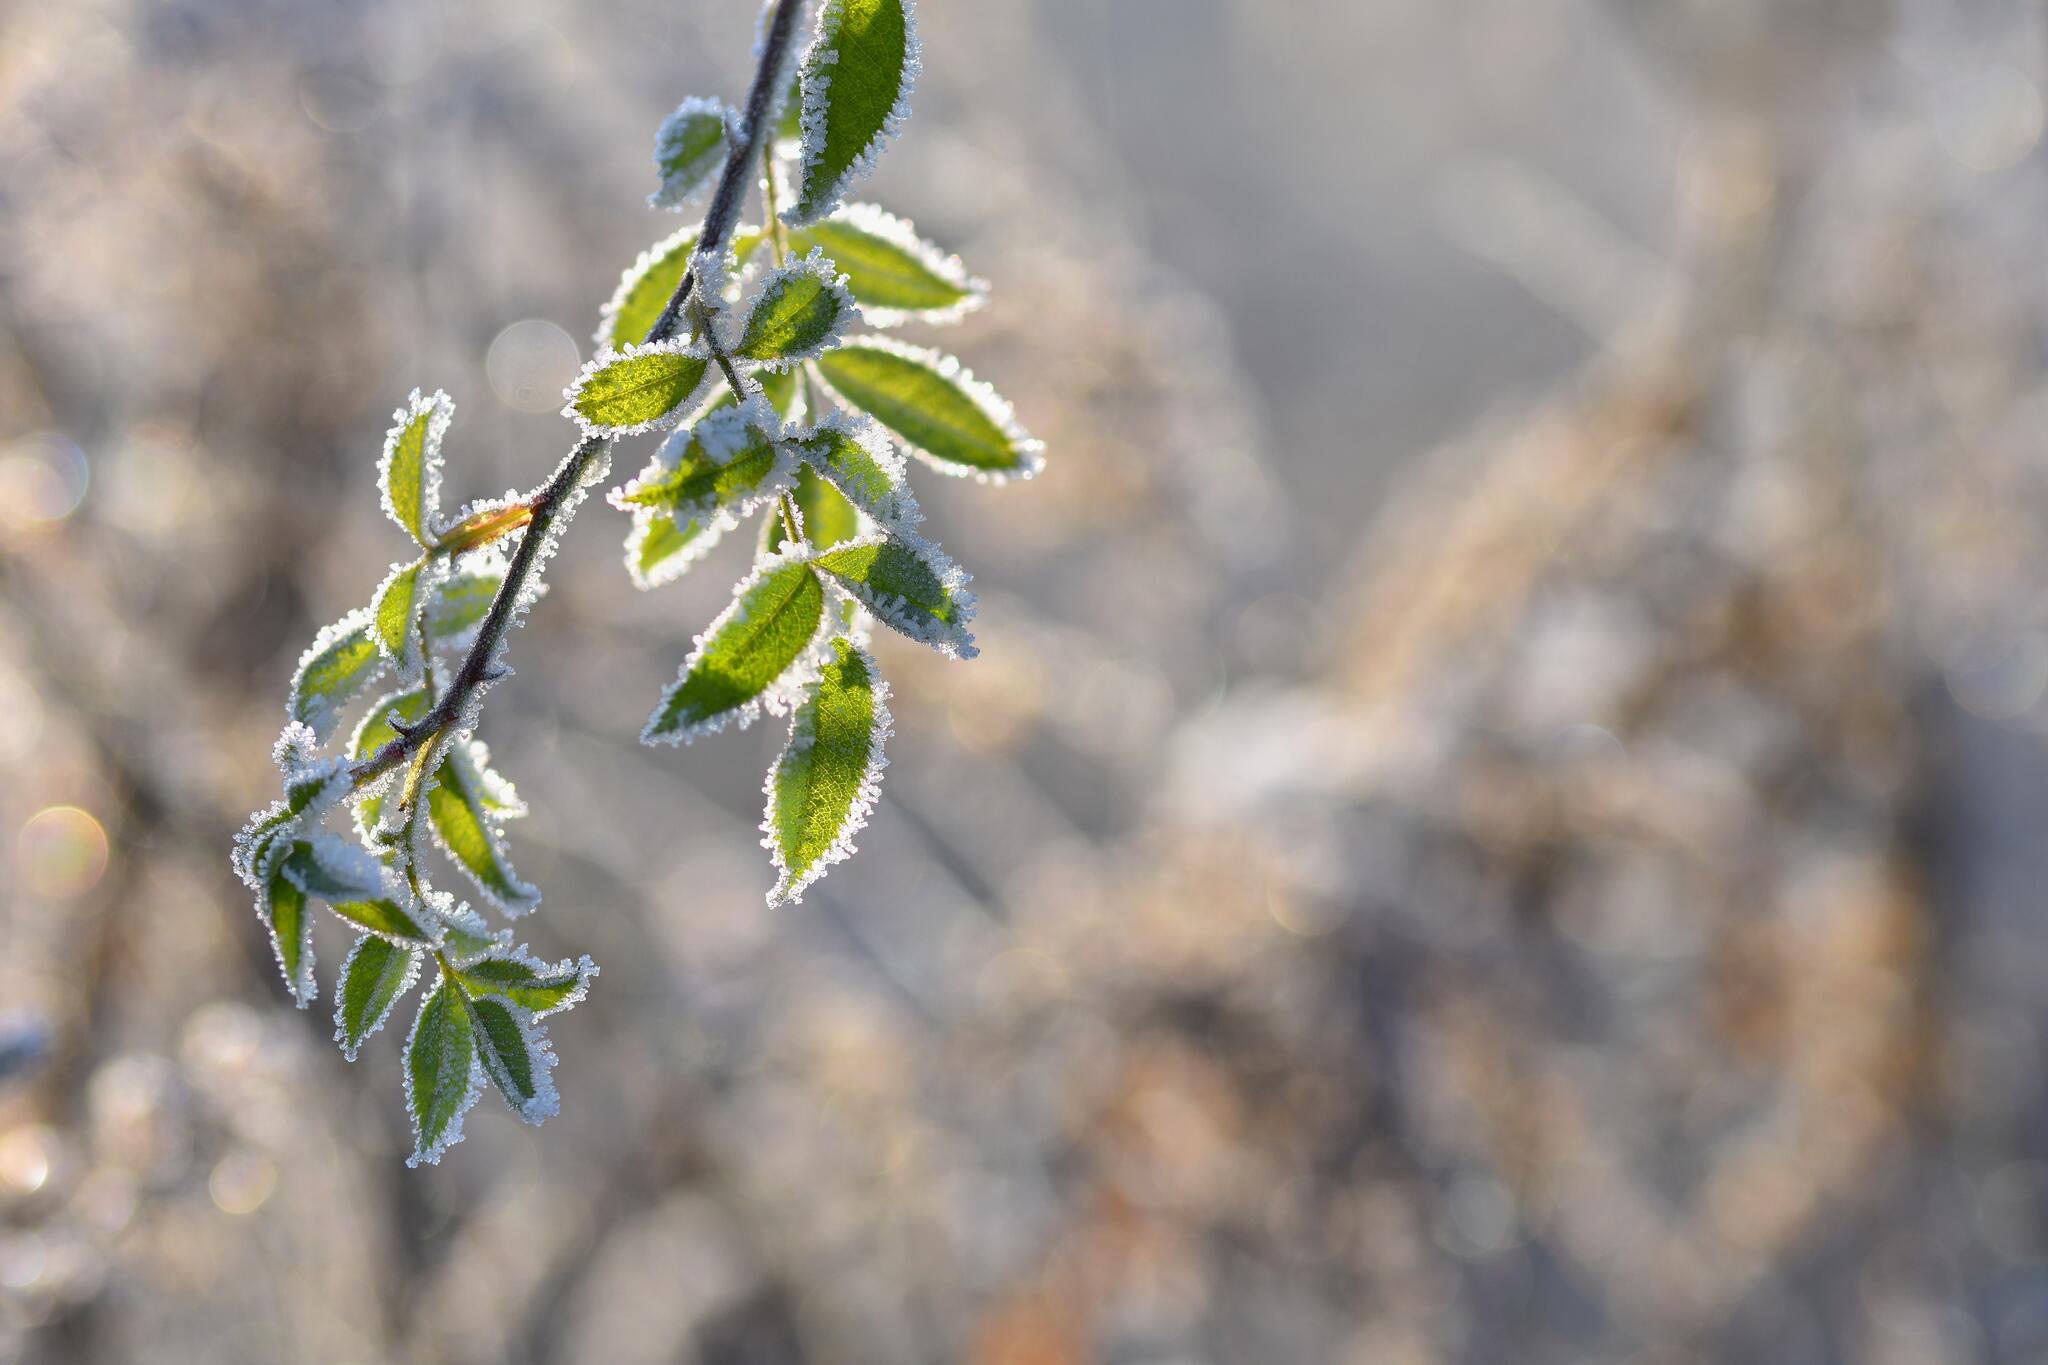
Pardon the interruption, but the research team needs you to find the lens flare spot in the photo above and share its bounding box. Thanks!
[17,807,109,899]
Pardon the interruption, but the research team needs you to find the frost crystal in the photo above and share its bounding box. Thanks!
[786,0,922,227]
[762,641,892,905]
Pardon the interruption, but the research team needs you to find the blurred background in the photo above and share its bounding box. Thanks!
[4,0,2048,1360]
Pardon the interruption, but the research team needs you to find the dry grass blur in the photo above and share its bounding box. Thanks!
[5,0,2048,1361]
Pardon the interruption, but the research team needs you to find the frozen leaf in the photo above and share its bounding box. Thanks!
[452,949,596,1017]
[289,608,388,743]
[426,741,540,917]
[433,898,510,963]
[379,389,452,547]
[404,974,482,1167]
[764,638,890,904]
[234,752,350,890]
[261,869,316,1006]
[371,559,432,673]
[349,686,429,839]
[624,507,727,590]
[764,464,862,554]
[813,532,975,657]
[732,249,858,366]
[465,994,559,1124]
[815,338,1040,481]
[600,228,699,350]
[787,0,920,225]
[425,565,507,648]
[279,837,433,943]
[645,549,829,744]
[787,204,982,324]
[790,411,919,529]
[650,96,732,210]
[334,935,424,1061]
[564,339,714,435]
[613,398,794,522]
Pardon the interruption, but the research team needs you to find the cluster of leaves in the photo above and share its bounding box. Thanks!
[234,0,1036,1167]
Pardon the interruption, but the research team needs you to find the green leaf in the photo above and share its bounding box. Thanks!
[600,225,699,350]
[650,96,730,210]
[349,687,429,839]
[788,0,918,225]
[263,868,316,1006]
[612,401,792,520]
[370,559,429,669]
[815,339,1041,481]
[426,742,540,916]
[765,463,863,556]
[452,951,596,1017]
[280,834,384,903]
[234,751,350,888]
[335,935,423,1061]
[465,994,559,1123]
[813,533,977,657]
[434,899,511,963]
[766,638,890,904]
[645,552,828,743]
[733,252,856,365]
[790,414,918,529]
[290,608,389,742]
[328,896,433,944]
[404,975,481,1167]
[624,508,724,590]
[379,389,451,547]
[426,567,504,646]
[564,340,713,435]
[788,205,982,324]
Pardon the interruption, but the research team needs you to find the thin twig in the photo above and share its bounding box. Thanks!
[350,0,808,793]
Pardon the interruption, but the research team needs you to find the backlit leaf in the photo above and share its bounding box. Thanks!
[404,975,482,1167]
[787,0,919,225]
[787,204,981,325]
[598,225,698,350]
[815,338,1041,481]
[262,868,315,1006]
[371,559,431,673]
[650,96,731,210]
[645,550,828,744]
[289,609,388,743]
[564,339,714,435]
[379,389,452,547]
[764,638,890,904]
[427,742,540,917]
[789,411,919,530]
[335,935,423,1061]
[733,250,857,366]
[812,531,976,657]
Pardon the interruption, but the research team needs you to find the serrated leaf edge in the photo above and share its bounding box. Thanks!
[785,0,922,227]
[763,641,893,905]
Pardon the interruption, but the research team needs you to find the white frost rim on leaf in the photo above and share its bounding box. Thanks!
[466,993,562,1125]
[785,0,921,226]
[649,96,734,211]
[811,201,986,326]
[730,247,860,369]
[642,545,833,746]
[378,388,453,548]
[623,506,734,591]
[790,409,921,532]
[762,642,893,906]
[403,974,486,1168]
[426,740,542,919]
[818,335,1044,484]
[814,529,977,659]
[456,944,599,1020]
[561,337,717,437]
[594,222,701,349]
[333,936,424,1061]
[288,606,389,742]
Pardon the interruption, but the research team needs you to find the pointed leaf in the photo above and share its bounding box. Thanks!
[624,507,727,590]
[612,398,794,522]
[815,338,1040,481]
[790,412,919,530]
[645,550,828,744]
[650,96,731,210]
[765,463,862,554]
[370,559,430,670]
[404,975,482,1167]
[788,204,982,324]
[733,250,857,366]
[465,994,559,1124]
[289,608,389,742]
[335,935,424,1061]
[379,389,451,547]
[426,566,504,647]
[452,951,597,1017]
[788,0,919,225]
[765,638,891,904]
[426,742,541,917]
[234,751,351,889]
[813,532,976,657]
[350,687,430,838]
[261,868,316,1006]
[564,339,714,435]
[598,224,699,350]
